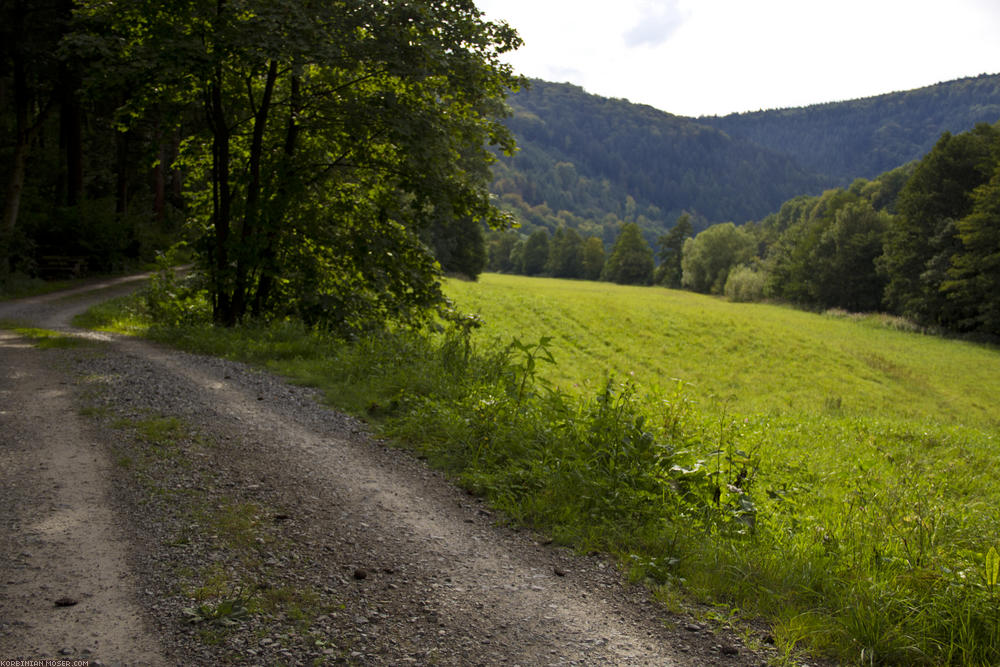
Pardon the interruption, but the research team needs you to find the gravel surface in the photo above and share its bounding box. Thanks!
[0,280,789,666]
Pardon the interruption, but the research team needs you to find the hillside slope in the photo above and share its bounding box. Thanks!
[493,75,1000,239]
[493,80,830,237]
[697,72,1000,181]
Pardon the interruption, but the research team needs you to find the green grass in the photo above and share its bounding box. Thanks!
[81,274,1000,665]
[0,322,94,349]
[445,274,1000,426]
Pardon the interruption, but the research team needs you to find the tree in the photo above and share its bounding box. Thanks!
[763,188,887,309]
[1,0,69,272]
[424,217,487,280]
[486,231,520,273]
[521,229,550,275]
[944,162,1000,334]
[602,222,653,284]
[811,200,890,311]
[547,225,584,278]
[654,213,692,287]
[581,236,605,280]
[82,0,522,330]
[881,125,1000,325]
[681,222,754,294]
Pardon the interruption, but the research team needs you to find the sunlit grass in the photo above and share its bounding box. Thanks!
[0,323,94,349]
[445,273,1000,426]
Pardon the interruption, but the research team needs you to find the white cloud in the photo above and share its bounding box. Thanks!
[623,0,688,48]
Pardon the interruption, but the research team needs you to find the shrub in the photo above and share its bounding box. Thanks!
[724,265,767,302]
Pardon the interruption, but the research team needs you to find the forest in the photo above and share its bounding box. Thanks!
[700,72,1000,181]
[1,0,520,332]
[487,75,1000,245]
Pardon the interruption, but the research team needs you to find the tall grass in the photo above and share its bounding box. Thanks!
[80,273,1000,665]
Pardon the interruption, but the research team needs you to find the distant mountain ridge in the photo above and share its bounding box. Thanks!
[698,73,1000,181]
[492,74,1000,239]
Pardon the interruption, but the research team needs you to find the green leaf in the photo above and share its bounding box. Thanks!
[985,546,999,588]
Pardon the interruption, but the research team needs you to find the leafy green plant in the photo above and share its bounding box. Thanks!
[507,336,556,405]
[143,246,210,326]
[183,587,255,626]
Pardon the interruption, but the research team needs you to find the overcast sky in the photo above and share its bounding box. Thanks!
[474,0,1000,118]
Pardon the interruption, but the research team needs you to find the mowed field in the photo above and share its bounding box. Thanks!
[446,273,1000,427]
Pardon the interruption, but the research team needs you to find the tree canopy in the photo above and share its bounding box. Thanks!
[2,0,521,332]
[681,222,754,294]
[602,222,654,285]
[84,0,522,329]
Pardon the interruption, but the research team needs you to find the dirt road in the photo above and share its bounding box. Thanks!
[0,280,776,665]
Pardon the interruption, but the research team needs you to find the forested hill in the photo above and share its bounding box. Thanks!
[698,73,1000,182]
[493,75,1000,241]
[491,80,830,240]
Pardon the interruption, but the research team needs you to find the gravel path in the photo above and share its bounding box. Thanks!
[0,280,781,666]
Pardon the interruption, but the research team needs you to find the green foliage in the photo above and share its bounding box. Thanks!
[506,336,556,405]
[761,190,889,310]
[580,236,606,280]
[601,222,654,285]
[485,230,521,273]
[494,80,829,236]
[723,265,766,303]
[546,226,585,278]
[702,73,1000,182]
[520,229,550,275]
[424,216,487,280]
[77,0,523,332]
[681,222,754,294]
[654,213,693,287]
[183,589,253,627]
[881,123,1000,325]
[143,249,210,327]
[944,162,1000,335]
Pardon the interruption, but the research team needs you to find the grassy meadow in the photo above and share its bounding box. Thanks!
[80,271,1000,665]
[445,273,1000,426]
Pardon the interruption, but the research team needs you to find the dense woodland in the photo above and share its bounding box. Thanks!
[1,0,520,332]
[700,73,1000,181]
[487,76,1000,245]
[491,80,828,241]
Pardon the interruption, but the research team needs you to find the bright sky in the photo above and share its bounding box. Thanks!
[475,0,1000,118]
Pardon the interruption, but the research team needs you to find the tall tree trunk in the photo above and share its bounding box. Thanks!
[230,59,278,321]
[59,68,84,207]
[209,76,234,326]
[152,129,166,223]
[253,72,300,316]
[115,131,129,216]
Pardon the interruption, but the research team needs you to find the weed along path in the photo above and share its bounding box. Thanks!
[0,281,778,666]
